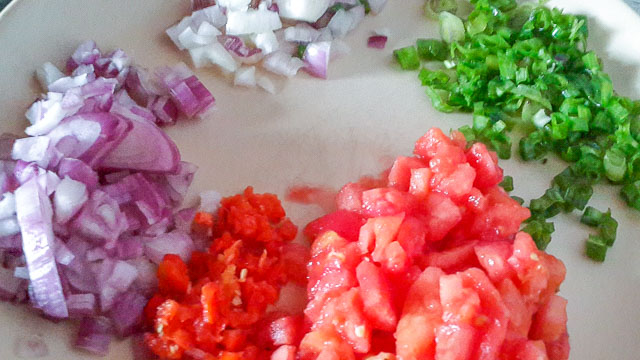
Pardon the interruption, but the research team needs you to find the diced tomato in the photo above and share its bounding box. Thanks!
[434,323,477,360]
[298,328,356,360]
[408,168,432,199]
[498,279,532,337]
[304,210,365,243]
[469,188,530,241]
[423,241,478,273]
[465,187,488,213]
[545,332,570,360]
[361,187,416,217]
[395,216,427,260]
[281,243,310,285]
[221,329,248,351]
[356,260,397,331]
[530,295,568,342]
[508,232,550,305]
[395,267,444,360]
[356,213,404,262]
[433,163,476,202]
[413,128,455,160]
[388,156,428,191]
[439,274,481,324]
[271,345,297,360]
[257,313,304,348]
[337,183,367,213]
[420,193,463,242]
[466,142,503,190]
[315,288,371,353]
[474,241,515,283]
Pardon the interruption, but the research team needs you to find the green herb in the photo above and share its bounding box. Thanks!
[396,0,638,258]
[499,175,514,192]
[296,44,308,59]
[394,46,421,70]
[585,235,608,262]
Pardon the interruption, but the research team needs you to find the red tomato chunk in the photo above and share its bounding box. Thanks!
[300,128,570,360]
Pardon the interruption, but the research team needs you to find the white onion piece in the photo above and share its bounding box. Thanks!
[234,66,257,87]
[11,136,60,169]
[54,177,89,224]
[189,42,239,72]
[0,217,20,237]
[144,230,194,264]
[226,8,282,35]
[263,51,305,77]
[278,0,330,22]
[304,41,331,79]
[199,190,222,213]
[256,74,277,94]
[327,9,352,39]
[217,0,251,11]
[15,178,68,318]
[191,4,228,29]
[36,62,65,91]
[166,17,193,51]
[252,31,280,55]
[369,0,388,14]
[0,192,16,220]
[284,23,321,43]
[178,22,221,50]
[316,27,333,42]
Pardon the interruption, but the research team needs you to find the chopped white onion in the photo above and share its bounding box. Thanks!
[284,23,321,43]
[263,51,305,77]
[234,66,257,87]
[278,0,330,22]
[217,0,251,12]
[189,42,239,72]
[177,22,221,50]
[226,8,283,35]
[252,31,280,55]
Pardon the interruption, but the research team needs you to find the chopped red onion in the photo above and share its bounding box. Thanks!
[114,236,145,260]
[127,257,158,295]
[48,73,91,93]
[86,247,108,262]
[15,178,68,318]
[0,217,20,237]
[219,35,263,58]
[13,333,49,359]
[156,63,216,117]
[125,67,165,107]
[367,35,388,49]
[149,96,179,126]
[303,41,331,79]
[53,177,89,224]
[234,65,257,87]
[278,0,330,22]
[67,40,101,73]
[103,99,180,173]
[162,161,198,205]
[0,192,16,220]
[71,190,128,247]
[0,266,23,300]
[36,62,65,91]
[95,259,138,311]
[54,237,76,266]
[109,291,146,337]
[226,7,282,35]
[57,158,99,191]
[144,230,194,264]
[66,293,96,318]
[174,207,197,233]
[75,316,112,356]
[11,137,61,169]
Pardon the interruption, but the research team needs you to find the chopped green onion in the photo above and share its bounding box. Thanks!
[499,175,514,192]
[439,11,465,44]
[603,147,627,182]
[295,44,307,59]
[580,206,607,227]
[416,39,448,61]
[585,235,608,262]
[358,0,371,14]
[394,46,421,70]
[621,181,640,210]
[599,216,618,246]
[425,0,458,19]
[523,218,555,250]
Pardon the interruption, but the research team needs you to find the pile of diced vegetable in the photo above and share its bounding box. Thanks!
[394,0,629,261]
[0,41,216,356]
[166,0,388,91]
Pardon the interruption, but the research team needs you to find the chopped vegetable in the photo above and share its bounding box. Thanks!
[143,187,306,359]
[393,46,420,70]
[0,41,215,355]
[396,0,639,258]
[367,35,388,49]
